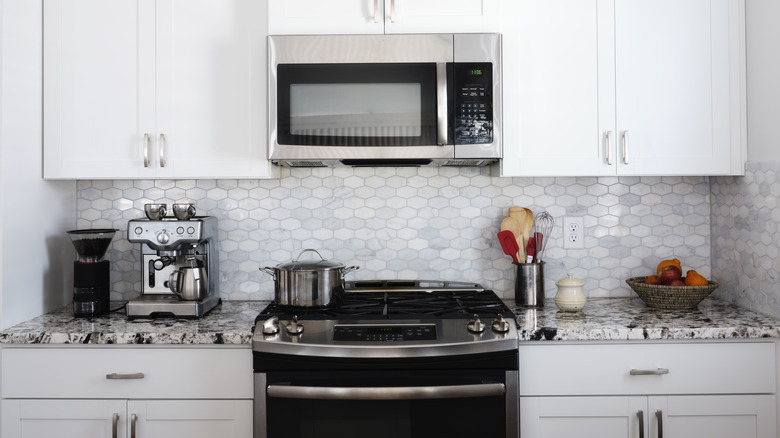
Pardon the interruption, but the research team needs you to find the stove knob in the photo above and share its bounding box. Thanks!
[156,230,171,245]
[261,316,280,335]
[492,314,511,333]
[467,314,486,333]
[286,315,304,335]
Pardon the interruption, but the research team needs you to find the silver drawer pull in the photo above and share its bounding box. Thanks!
[629,368,669,376]
[106,372,145,380]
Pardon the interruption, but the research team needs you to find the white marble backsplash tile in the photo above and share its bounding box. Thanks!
[76,167,711,301]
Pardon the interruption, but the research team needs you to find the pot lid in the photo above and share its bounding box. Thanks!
[277,249,344,271]
[556,274,584,286]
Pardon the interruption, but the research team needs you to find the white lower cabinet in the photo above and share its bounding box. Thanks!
[519,342,777,438]
[1,399,251,438]
[0,346,253,438]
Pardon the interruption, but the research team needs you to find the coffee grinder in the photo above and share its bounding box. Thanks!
[67,229,118,317]
[125,214,220,318]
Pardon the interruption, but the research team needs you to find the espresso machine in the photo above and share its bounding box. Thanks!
[126,213,220,318]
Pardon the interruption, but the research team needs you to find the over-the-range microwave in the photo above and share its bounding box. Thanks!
[268,33,501,167]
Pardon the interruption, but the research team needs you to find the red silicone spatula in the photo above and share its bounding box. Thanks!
[497,230,520,264]
[526,235,536,263]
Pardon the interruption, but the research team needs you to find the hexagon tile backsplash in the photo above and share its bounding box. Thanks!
[76,167,711,302]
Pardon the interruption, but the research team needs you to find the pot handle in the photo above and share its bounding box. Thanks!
[260,267,277,280]
[341,266,360,278]
[294,248,325,262]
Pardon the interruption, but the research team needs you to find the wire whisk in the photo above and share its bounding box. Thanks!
[534,211,554,262]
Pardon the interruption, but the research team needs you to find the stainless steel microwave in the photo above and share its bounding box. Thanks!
[268,33,501,167]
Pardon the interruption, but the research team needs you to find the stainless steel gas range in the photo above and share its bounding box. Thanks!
[252,280,519,438]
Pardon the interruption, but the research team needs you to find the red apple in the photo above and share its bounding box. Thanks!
[666,279,686,286]
[658,265,683,284]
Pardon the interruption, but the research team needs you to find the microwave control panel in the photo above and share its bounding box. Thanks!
[453,63,493,145]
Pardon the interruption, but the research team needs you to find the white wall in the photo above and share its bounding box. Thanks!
[746,0,780,162]
[1,0,77,329]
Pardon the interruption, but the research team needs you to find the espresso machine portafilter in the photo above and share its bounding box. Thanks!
[126,215,220,318]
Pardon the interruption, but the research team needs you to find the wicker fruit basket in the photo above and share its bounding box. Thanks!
[625,276,719,310]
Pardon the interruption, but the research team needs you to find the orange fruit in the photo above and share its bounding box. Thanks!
[684,270,708,286]
[644,275,661,285]
[656,258,681,277]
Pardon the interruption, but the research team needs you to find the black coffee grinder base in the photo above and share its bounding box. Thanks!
[73,260,110,317]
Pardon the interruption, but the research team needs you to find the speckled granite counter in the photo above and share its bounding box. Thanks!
[0,301,266,345]
[510,297,780,341]
[3,297,780,345]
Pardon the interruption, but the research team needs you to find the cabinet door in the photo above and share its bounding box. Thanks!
[384,0,501,33]
[43,0,157,179]
[614,0,745,175]
[649,395,776,438]
[520,396,648,438]
[501,0,616,177]
[128,400,252,438]
[156,0,274,178]
[1,399,127,438]
[268,0,385,34]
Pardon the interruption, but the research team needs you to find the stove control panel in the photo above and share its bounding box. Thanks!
[334,324,436,342]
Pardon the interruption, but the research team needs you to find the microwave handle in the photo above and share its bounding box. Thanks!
[436,62,448,146]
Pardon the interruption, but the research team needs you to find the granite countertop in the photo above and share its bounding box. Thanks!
[511,297,780,341]
[2,297,780,345]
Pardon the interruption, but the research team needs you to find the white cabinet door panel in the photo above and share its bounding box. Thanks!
[128,400,252,438]
[268,0,384,34]
[384,0,500,33]
[521,396,647,438]
[1,399,127,438]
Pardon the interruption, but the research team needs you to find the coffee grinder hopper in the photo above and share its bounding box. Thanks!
[67,229,117,263]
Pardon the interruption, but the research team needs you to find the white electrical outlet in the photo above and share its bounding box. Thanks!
[563,217,584,249]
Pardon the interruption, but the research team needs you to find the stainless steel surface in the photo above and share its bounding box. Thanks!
[253,318,518,359]
[131,413,137,438]
[344,279,484,293]
[261,249,358,307]
[436,62,448,146]
[168,266,208,300]
[656,410,663,438]
[143,203,166,221]
[126,216,220,318]
[159,133,166,167]
[605,130,613,165]
[143,133,150,167]
[638,410,645,438]
[106,372,144,380]
[172,203,196,220]
[268,33,501,167]
[112,413,119,438]
[515,262,545,307]
[630,368,670,376]
[267,382,506,400]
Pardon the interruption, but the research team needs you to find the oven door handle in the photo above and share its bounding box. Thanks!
[267,383,505,400]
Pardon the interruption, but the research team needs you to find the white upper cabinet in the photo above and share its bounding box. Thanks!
[43,0,276,179]
[502,0,746,177]
[268,0,501,35]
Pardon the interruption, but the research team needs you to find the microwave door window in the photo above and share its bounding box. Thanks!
[277,63,438,146]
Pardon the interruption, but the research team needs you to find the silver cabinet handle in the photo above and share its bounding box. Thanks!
[629,368,669,376]
[268,383,505,400]
[143,134,150,167]
[656,410,663,438]
[435,62,448,146]
[106,372,145,380]
[159,133,166,167]
[390,0,396,23]
[373,0,380,23]
[605,131,613,165]
[130,414,138,438]
[637,410,644,438]
[622,130,629,164]
[112,413,119,438]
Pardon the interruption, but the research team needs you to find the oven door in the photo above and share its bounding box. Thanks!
[253,352,519,438]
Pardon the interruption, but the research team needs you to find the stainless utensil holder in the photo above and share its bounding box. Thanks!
[515,262,545,307]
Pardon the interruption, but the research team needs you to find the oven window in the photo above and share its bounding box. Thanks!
[277,63,438,147]
[265,370,506,438]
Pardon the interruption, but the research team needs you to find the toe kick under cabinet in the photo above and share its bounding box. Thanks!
[0,346,253,438]
[519,341,778,438]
